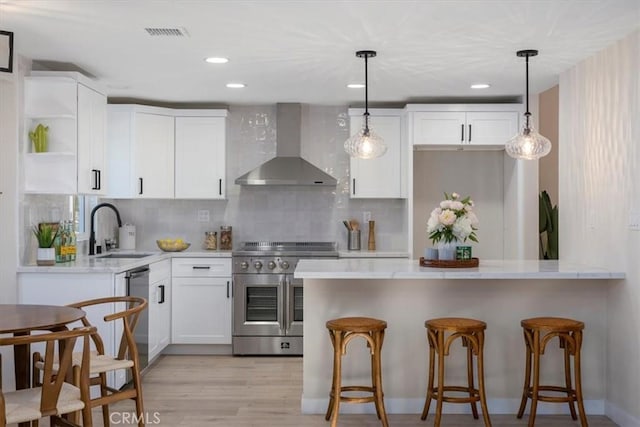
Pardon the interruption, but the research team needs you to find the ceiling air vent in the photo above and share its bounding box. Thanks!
[144,27,189,37]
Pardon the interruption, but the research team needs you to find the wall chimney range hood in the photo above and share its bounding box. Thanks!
[235,104,337,186]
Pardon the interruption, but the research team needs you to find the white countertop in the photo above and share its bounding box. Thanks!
[18,250,232,274]
[294,258,625,280]
[338,250,410,258]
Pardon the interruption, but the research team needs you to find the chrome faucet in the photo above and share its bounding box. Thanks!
[89,203,123,255]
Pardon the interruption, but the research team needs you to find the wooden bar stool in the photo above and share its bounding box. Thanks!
[517,317,587,427]
[420,317,491,427]
[325,317,389,427]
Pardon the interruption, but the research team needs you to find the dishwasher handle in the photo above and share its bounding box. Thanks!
[126,266,150,279]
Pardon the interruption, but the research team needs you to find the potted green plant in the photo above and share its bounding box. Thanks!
[33,222,58,266]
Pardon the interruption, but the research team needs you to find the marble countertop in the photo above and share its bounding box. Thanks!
[338,250,410,258]
[294,258,625,280]
[18,250,232,274]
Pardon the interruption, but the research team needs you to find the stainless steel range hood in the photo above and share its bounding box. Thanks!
[235,104,337,186]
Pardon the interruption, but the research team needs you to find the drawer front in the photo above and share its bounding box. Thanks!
[172,258,231,277]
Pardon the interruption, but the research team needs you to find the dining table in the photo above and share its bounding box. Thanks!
[0,304,86,427]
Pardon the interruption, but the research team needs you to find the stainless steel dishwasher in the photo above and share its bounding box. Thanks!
[126,266,150,376]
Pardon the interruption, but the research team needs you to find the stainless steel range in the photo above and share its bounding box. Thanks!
[232,241,338,355]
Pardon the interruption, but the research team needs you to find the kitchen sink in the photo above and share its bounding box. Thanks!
[98,253,154,259]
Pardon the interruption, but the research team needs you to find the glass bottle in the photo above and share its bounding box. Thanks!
[69,221,77,261]
[204,231,217,250]
[54,222,63,263]
[220,226,232,250]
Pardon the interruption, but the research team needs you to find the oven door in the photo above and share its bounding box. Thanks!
[233,273,285,336]
[285,275,303,336]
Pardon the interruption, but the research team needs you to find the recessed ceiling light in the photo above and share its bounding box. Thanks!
[471,83,491,89]
[347,83,365,89]
[226,83,246,88]
[205,57,229,64]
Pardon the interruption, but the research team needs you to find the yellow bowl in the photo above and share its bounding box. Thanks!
[156,240,191,252]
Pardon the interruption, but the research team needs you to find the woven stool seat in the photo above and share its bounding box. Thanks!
[325,316,388,427]
[517,316,587,427]
[421,317,491,427]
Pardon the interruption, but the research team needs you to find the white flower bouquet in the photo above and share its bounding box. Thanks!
[427,192,479,245]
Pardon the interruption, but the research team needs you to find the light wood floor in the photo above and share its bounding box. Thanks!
[98,355,618,426]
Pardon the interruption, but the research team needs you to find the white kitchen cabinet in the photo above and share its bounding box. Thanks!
[107,105,227,199]
[409,105,519,149]
[23,72,107,194]
[348,109,406,199]
[171,258,232,344]
[17,271,126,389]
[175,115,227,199]
[107,105,174,199]
[148,259,171,361]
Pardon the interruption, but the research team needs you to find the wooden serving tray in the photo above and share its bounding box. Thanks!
[419,257,479,268]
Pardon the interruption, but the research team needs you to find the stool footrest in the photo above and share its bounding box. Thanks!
[525,385,577,403]
[337,385,378,404]
[429,386,481,404]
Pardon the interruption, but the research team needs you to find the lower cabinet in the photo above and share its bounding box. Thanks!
[149,259,171,361]
[171,258,232,344]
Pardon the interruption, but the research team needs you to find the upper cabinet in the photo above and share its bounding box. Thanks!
[348,109,406,199]
[407,104,520,150]
[23,72,107,195]
[107,105,227,199]
[174,115,226,199]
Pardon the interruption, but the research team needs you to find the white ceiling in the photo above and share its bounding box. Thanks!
[1,0,638,106]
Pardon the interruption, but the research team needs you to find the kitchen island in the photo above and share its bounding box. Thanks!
[295,259,624,416]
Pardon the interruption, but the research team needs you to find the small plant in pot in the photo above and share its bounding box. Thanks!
[33,222,58,266]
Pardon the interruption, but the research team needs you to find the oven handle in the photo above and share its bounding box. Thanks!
[283,275,289,335]
[279,276,286,335]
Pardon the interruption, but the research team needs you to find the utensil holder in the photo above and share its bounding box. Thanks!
[347,230,361,251]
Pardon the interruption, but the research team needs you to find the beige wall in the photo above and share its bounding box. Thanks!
[539,85,559,205]
[559,30,639,425]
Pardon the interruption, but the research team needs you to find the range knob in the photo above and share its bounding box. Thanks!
[254,261,263,270]
[267,261,277,270]
[280,260,290,270]
[240,261,249,270]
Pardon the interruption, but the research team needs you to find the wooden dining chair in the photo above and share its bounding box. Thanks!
[0,326,95,427]
[33,296,148,427]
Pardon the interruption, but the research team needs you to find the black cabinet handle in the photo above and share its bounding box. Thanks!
[97,169,101,190]
[192,266,211,270]
[219,178,222,195]
[159,284,165,304]
[461,124,464,142]
[226,281,230,298]
[468,124,472,143]
[352,178,356,195]
[139,177,143,195]
[91,169,99,190]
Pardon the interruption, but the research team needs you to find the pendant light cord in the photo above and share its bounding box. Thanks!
[525,54,531,129]
[364,53,370,133]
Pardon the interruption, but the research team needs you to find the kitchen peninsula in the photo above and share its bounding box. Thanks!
[295,259,624,416]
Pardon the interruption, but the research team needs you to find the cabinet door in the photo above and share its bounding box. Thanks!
[77,84,107,195]
[156,276,171,354]
[466,112,519,145]
[412,112,466,145]
[349,114,403,198]
[171,276,232,344]
[175,116,226,199]
[134,113,175,198]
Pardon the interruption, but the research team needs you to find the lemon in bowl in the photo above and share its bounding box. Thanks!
[156,238,190,252]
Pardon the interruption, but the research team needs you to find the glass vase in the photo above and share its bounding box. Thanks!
[437,240,457,261]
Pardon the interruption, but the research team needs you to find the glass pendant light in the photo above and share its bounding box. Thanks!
[344,50,387,159]
[506,49,551,160]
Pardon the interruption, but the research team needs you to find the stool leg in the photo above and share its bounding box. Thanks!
[562,335,578,420]
[329,331,343,427]
[528,330,541,427]
[434,330,445,427]
[325,330,337,421]
[476,331,492,427]
[370,331,382,420]
[573,331,589,427]
[421,329,436,421]
[373,330,389,427]
[517,328,532,419]
[465,336,479,419]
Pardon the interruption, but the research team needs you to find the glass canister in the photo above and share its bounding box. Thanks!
[204,231,217,250]
[220,226,232,250]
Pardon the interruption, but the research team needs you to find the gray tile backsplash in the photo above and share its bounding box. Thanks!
[21,105,407,261]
